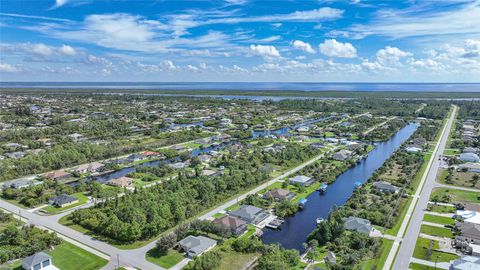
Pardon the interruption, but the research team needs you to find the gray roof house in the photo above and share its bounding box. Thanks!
[372,181,399,194]
[2,178,42,190]
[450,256,480,270]
[22,252,59,270]
[49,194,79,208]
[178,235,217,258]
[333,150,352,161]
[228,205,271,225]
[289,175,315,186]
[324,251,337,265]
[263,188,295,201]
[343,216,374,235]
[459,153,480,163]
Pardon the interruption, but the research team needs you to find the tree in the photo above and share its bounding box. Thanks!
[156,233,177,253]
[470,174,479,187]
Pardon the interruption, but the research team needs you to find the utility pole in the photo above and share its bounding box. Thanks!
[117,254,120,269]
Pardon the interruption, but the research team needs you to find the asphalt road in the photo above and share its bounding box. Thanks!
[0,145,337,270]
[389,105,457,270]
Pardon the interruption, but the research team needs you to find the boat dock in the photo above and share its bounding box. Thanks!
[266,218,285,229]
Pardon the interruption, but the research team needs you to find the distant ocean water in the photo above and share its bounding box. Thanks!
[1,82,480,92]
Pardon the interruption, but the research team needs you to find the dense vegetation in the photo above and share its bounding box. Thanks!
[70,143,320,243]
[0,223,62,263]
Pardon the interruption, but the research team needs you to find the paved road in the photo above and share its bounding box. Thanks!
[388,105,457,270]
[0,199,163,270]
[362,116,396,135]
[0,145,338,270]
[435,182,480,193]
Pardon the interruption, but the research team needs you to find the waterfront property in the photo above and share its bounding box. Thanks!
[343,216,375,235]
[213,215,247,235]
[288,175,315,186]
[228,205,272,226]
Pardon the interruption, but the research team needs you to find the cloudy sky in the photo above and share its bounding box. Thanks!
[1,0,480,82]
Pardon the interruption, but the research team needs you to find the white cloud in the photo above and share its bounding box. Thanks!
[250,44,281,57]
[319,39,357,58]
[376,46,412,64]
[58,44,76,56]
[52,0,68,9]
[0,63,21,72]
[32,43,54,56]
[224,0,248,5]
[349,1,480,39]
[291,40,315,54]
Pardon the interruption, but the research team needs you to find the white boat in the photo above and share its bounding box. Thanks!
[316,218,324,224]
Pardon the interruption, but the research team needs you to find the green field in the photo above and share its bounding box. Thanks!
[423,214,455,225]
[409,262,437,270]
[360,239,394,270]
[431,187,480,203]
[427,204,456,213]
[413,238,458,262]
[146,248,184,269]
[48,241,108,270]
[42,192,89,214]
[420,225,453,238]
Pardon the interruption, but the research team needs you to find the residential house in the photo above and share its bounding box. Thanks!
[168,162,188,169]
[68,133,84,142]
[228,205,271,226]
[3,179,42,190]
[107,176,134,189]
[458,163,480,173]
[405,146,422,154]
[22,252,59,270]
[333,149,352,161]
[43,170,72,181]
[4,151,27,159]
[49,194,79,208]
[263,188,295,201]
[178,235,217,258]
[343,216,375,236]
[463,147,480,154]
[459,153,480,163]
[324,251,337,265]
[347,142,361,151]
[289,175,315,186]
[72,162,104,174]
[213,215,247,235]
[309,142,323,150]
[455,222,480,245]
[450,256,480,270]
[372,181,399,194]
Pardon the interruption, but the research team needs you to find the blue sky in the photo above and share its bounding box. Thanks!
[0,0,479,82]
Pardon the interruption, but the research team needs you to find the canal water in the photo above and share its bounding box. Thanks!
[261,123,419,251]
[94,141,233,183]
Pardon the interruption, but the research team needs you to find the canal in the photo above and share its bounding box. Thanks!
[261,123,419,251]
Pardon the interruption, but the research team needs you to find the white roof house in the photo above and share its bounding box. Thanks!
[459,153,480,163]
[450,256,480,270]
[289,175,315,186]
[457,210,480,225]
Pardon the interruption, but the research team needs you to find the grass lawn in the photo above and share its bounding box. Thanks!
[443,149,460,156]
[212,212,225,218]
[241,224,257,239]
[423,214,455,225]
[360,238,394,270]
[42,192,89,214]
[427,204,456,214]
[0,260,22,270]
[48,241,108,270]
[410,153,432,194]
[216,248,258,270]
[413,237,459,262]
[409,262,437,270]
[146,248,184,269]
[431,187,480,203]
[437,169,480,189]
[324,131,335,137]
[420,224,453,238]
